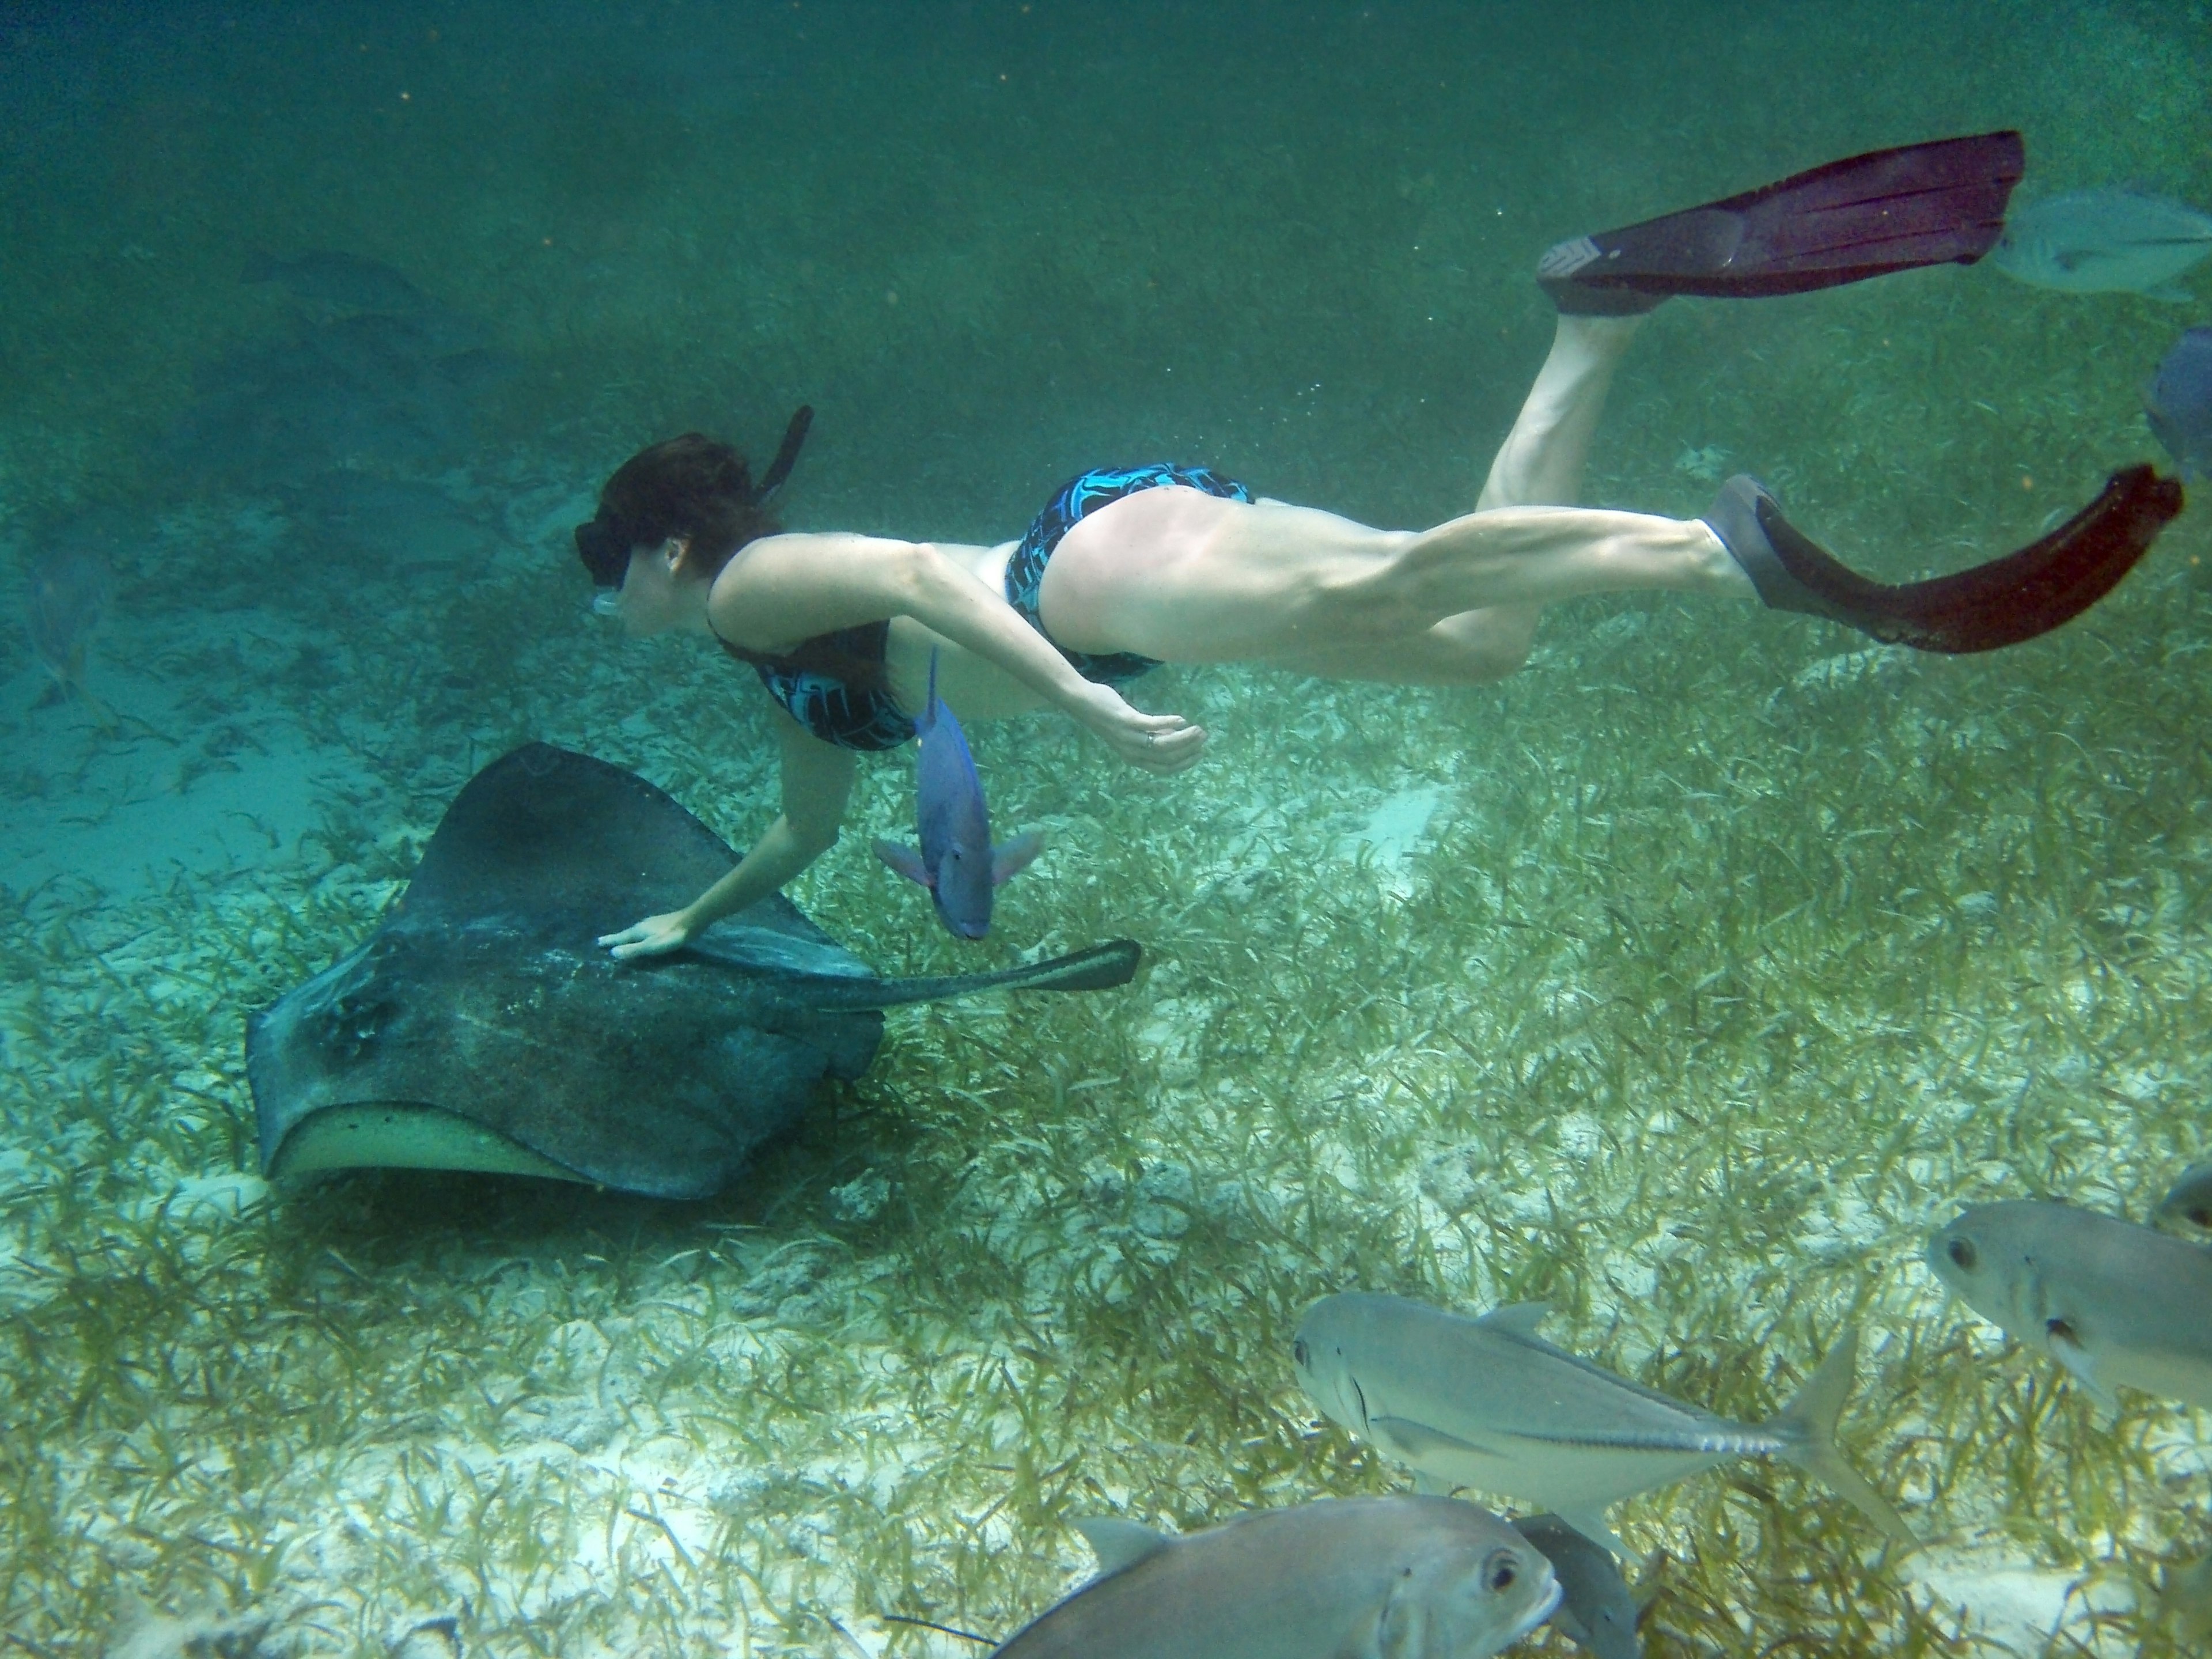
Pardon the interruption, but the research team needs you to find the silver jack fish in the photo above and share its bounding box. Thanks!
[1990,190,2212,300]
[2157,1161,2212,1236]
[1294,1293,1911,1555]
[991,1498,1558,1659]
[1927,1199,2212,1411]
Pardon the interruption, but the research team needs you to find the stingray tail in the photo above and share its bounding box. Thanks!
[1771,1328,1917,1546]
[794,939,1141,1009]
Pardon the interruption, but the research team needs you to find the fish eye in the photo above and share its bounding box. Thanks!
[1482,1549,1518,1594]
[1293,1338,1310,1369]
[1946,1236,1978,1271]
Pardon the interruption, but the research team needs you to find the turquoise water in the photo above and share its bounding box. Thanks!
[3,2,2211,1654]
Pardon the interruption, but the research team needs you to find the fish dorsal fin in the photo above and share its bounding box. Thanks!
[918,646,942,737]
[1478,1301,1552,1340]
[1072,1516,1171,1580]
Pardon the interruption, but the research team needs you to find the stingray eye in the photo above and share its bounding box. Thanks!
[1293,1339,1310,1369]
[1482,1550,1518,1594]
[1946,1236,1978,1271]
[2190,1206,2212,1229]
[2047,1317,2079,1345]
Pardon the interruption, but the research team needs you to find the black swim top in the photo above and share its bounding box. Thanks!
[721,620,918,752]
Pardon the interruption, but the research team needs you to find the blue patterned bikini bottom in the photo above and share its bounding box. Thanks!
[1002,462,1252,686]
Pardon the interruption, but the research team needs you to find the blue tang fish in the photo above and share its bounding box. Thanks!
[873,650,1042,940]
[2146,327,2212,482]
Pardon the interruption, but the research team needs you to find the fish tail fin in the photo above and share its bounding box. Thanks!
[1772,1328,1917,1547]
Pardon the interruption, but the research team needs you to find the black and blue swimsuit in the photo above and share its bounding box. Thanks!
[743,462,1252,752]
[732,619,918,752]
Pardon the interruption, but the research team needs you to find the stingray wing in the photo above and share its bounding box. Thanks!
[248,745,874,1198]
[248,915,846,1199]
[248,746,1143,1199]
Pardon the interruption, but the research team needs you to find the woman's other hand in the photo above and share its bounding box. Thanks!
[1075,682,1207,774]
[597,910,696,960]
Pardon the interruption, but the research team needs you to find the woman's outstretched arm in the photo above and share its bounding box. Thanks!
[715,533,1207,773]
[597,711,857,961]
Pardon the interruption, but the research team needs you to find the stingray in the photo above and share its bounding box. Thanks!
[247,744,1139,1199]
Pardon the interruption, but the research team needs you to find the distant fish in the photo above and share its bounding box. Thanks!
[2145,327,2212,481]
[164,308,501,487]
[2156,1549,2212,1646]
[1515,1514,1641,1659]
[993,1498,1559,1659]
[105,1597,274,1659]
[293,472,502,576]
[1990,190,2212,299]
[242,249,433,313]
[24,545,115,728]
[873,649,1041,940]
[2156,1160,2212,1234]
[1927,1199,2212,1411]
[1293,1292,1912,1554]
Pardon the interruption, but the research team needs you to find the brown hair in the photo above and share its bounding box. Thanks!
[592,429,783,580]
[578,407,888,696]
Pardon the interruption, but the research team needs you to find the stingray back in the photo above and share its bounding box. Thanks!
[399,743,830,944]
[248,744,886,1198]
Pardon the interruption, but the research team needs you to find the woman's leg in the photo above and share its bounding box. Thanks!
[1048,483,1743,666]
[1260,606,1540,685]
[1476,312,1645,512]
[1039,314,1748,668]
[1269,312,1652,682]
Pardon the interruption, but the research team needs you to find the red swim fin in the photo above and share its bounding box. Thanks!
[1540,131,2027,314]
[1710,467,2185,654]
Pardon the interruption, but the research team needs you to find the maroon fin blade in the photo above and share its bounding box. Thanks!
[1558,130,2025,305]
[1762,466,2184,654]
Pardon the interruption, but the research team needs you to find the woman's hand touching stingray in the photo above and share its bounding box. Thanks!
[597,910,696,961]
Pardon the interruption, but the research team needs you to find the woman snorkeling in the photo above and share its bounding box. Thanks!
[575,130,2180,961]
